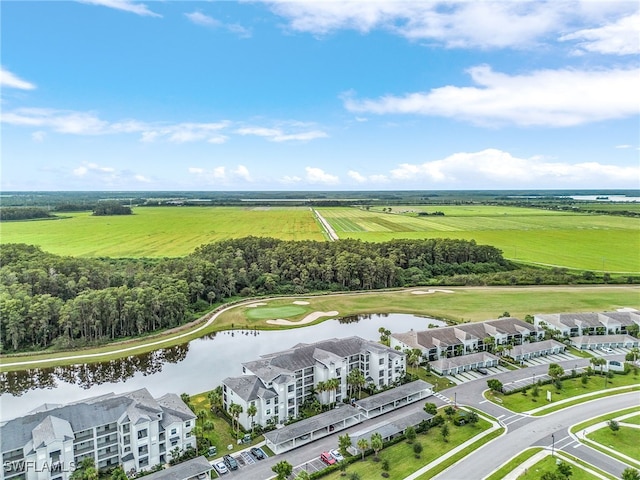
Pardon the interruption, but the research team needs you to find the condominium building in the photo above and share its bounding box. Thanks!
[391,318,541,361]
[222,336,406,430]
[534,310,640,338]
[1,389,196,480]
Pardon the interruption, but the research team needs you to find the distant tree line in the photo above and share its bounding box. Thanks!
[0,207,54,221]
[0,238,511,352]
[92,201,132,216]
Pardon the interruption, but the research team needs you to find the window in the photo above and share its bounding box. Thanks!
[185,421,191,428]
[266,399,271,405]
[170,440,178,447]
[138,446,148,456]
[287,385,294,393]
[137,429,148,440]
[379,358,384,365]
[139,457,149,468]
[170,428,177,435]
[266,409,271,415]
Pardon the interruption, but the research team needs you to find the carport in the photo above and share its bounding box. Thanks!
[140,457,211,480]
[511,339,566,361]
[429,352,499,376]
[347,410,434,456]
[264,405,362,454]
[355,380,433,419]
[570,334,639,350]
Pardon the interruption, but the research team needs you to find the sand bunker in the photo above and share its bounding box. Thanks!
[411,289,455,295]
[267,311,339,326]
[246,302,268,308]
[292,301,310,305]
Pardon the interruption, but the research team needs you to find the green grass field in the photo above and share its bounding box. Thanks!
[517,454,601,480]
[0,206,324,257]
[587,426,640,461]
[318,206,640,273]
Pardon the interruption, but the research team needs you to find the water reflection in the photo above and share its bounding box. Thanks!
[0,313,445,420]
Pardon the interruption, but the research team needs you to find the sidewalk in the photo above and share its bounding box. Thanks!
[523,385,637,415]
[404,409,503,480]
[572,411,640,468]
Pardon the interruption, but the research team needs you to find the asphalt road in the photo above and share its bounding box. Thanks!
[223,357,638,479]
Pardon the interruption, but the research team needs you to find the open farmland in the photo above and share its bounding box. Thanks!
[318,206,640,273]
[0,206,324,257]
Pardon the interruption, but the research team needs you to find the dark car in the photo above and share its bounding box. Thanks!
[250,447,265,460]
[477,368,488,375]
[223,454,238,470]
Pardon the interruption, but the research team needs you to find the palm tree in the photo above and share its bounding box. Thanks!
[483,337,495,353]
[229,403,243,437]
[247,403,257,433]
[370,432,383,459]
[327,377,341,407]
[208,387,222,414]
[315,381,327,405]
[357,438,369,460]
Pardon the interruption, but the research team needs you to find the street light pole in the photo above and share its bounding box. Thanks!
[454,392,457,408]
[551,433,555,457]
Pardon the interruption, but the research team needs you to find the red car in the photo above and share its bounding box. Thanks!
[320,451,336,465]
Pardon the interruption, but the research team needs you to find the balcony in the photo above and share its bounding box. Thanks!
[74,431,94,443]
[96,436,118,448]
[74,444,95,456]
[96,424,118,436]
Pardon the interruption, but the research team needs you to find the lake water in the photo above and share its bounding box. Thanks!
[0,313,443,421]
[567,195,640,202]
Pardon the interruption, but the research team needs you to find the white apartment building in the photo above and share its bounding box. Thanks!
[534,310,640,338]
[222,336,406,430]
[1,389,196,480]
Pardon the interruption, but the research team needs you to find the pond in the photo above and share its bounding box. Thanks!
[0,313,444,420]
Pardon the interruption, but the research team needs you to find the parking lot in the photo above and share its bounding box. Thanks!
[520,351,580,367]
[447,365,511,385]
[211,447,268,477]
[291,457,330,478]
[584,346,632,357]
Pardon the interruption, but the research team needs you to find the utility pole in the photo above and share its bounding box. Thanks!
[551,433,555,457]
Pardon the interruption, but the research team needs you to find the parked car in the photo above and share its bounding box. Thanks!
[320,451,336,465]
[223,455,238,470]
[213,462,228,475]
[476,368,488,375]
[330,449,344,462]
[250,447,265,460]
[602,347,614,353]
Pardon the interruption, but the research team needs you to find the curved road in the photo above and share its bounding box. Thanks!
[231,358,638,479]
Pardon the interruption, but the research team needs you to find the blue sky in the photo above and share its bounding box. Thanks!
[2,1,639,191]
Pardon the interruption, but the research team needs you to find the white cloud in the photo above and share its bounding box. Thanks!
[344,65,640,127]
[72,162,116,178]
[78,0,160,17]
[1,67,36,90]
[185,11,251,38]
[280,175,302,184]
[134,174,151,183]
[235,125,328,142]
[560,12,640,55]
[387,148,640,187]
[2,108,231,143]
[31,131,47,142]
[265,1,630,50]
[305,167,339,185]
[615,144,633,149]
[348,170,367,183]
[187,165,252,184]
[185,11,221,27]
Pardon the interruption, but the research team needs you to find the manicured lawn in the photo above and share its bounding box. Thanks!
[321,418,491,479]
[485,448,543,480]
[485,373,640,413]
[571,407,640,434]
[587,426,640,461]
[622,414,640,425]
[245,305,308,320]
[407,366,456,392]
[0,206,325,257]
[190,391,263,457]
[318,206,640,272]
[518,454,605,480]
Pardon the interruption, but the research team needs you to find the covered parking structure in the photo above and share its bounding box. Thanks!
[429,352,499,376]
[354,380,433,419]
[264,405,362,454]
[570,334,639,350]
[510,340,566,362]
[140,457,212,480]
[347,410,434,456]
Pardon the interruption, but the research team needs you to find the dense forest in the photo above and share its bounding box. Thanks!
[0,207,54,221]
[1,238,513,353]
[92,201,132,216]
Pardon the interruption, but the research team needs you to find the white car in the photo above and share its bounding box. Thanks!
[330,449,344,462]
[602,347,614,353]
[213,461,228,475]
